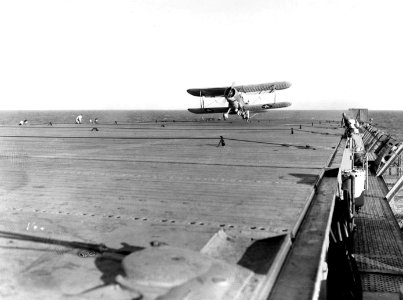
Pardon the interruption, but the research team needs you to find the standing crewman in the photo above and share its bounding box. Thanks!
[217,136,226,147]
[75,114,83,124]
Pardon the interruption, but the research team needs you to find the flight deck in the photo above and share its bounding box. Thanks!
[0,116,402,299]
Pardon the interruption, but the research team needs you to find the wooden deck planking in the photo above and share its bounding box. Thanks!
[1,123,341,233]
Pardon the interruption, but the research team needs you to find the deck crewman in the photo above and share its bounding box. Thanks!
[75,114,83,124]
[217,136,226,147]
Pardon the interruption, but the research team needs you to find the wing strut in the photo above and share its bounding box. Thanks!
[199,91,205,108]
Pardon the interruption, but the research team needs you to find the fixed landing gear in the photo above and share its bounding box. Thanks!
[222,110,250,121]
[242,110,250,121]
[239,110,250,121]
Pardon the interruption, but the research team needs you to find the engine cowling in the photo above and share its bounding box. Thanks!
[224,87,240,101]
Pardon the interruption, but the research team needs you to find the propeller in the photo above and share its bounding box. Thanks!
[224,81,237,99]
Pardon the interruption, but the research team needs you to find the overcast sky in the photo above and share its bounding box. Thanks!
[1,0,402,110]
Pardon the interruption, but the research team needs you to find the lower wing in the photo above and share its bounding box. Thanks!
[246,102,291,112]
[187,102,291,114]
[188,107,229,114]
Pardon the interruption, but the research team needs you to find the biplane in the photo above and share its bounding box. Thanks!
[187,81,292,121]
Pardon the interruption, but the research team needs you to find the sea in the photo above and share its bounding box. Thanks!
[1,109,403,224]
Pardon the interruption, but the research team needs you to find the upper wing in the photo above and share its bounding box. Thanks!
[187,81,291,98]
[235,81,291,94]
[187,88,227,98]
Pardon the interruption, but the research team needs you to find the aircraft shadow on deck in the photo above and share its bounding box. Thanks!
[0,230,144,295]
